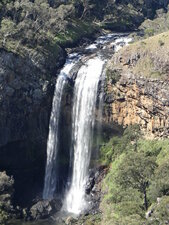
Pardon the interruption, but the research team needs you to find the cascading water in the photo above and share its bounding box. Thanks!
[43,32,132,212]
[43,54,80,200]
[64,57,105,214]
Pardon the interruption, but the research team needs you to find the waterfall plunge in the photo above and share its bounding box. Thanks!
[43,33,132,211]
[43,55,80,200]
[64,57,105,214]
[43,75,66,199]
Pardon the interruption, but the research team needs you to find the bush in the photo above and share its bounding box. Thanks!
[100,136,127,165]
[146,196,169,225]
[0,206,9,225]
[149,160,169,202]
[106,69,121,85]
[100,125,169,225]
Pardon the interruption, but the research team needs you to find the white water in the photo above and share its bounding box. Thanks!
[114,36,132,52]
[43,54,80,200]
[43,32,132,210]
[64,57,105,214]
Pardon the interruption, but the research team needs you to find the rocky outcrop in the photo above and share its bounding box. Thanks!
[85,166,108,214]
[29,199,61,220]
[104,33,169,138]
[104,75,169,138]
[0,46,66,206]
[0,46,65,146]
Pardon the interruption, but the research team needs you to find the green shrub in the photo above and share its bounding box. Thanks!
[146,196,169,225]
[100,125,169,225]
[144,28,155,37]
[106,69,121,85]
[100,136,127,165]
[149,160,169,202]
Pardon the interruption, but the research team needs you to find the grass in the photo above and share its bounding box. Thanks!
[110,31,169,80]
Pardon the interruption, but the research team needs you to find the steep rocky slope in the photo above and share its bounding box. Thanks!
[0,46,66,207]
[0,0,169,221]
[104,31,169,138]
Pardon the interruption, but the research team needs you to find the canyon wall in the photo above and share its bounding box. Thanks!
[104,32,169,138]
[104,75,169,138]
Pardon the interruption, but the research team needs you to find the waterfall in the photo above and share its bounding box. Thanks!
[43,32,132,209]
[43,54,80,200]
[64,57,105,214]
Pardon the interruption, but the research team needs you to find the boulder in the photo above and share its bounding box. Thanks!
[30,199,62,220]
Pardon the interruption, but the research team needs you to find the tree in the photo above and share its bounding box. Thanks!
[0,18,17,46]
[146,196,169,225]
[115,152,157,210]
[149,160,169,202]
[123,124,141,151]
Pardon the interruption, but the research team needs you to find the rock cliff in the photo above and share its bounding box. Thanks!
[104,76,169,138]
[0,46,65,205]
[104,32,169,138]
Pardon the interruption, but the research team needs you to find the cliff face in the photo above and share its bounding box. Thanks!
[104,76,169,138]
[0,46,66,205]
[104,32,169,138]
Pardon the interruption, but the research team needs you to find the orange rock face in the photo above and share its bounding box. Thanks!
[104,77,169,138]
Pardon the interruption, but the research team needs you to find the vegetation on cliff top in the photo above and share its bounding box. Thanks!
[138,7,169,38]
[100,125,169,225]
[0,0,168,58]
[110,30,169,80]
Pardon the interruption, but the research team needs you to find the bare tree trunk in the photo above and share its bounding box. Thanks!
[144,188,148,210]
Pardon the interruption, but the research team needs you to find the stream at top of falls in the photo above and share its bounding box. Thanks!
[10,32,132,225]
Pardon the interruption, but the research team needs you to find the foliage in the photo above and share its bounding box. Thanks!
[53,20,96,47]
[100,125,141,165]
[0,204,9,225]
[106,69,121,85]
[100,125,169,225]
[139,10,169,38]
[149,160,169,201]
[0,0,168,56]
[115,152,157,209]
[146,196,169,225]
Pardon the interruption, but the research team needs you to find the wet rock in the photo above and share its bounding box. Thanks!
[69,61,84,81]
[85,177,95,195]
[0,45,66,207]
[84,166,108,214]
[65,216,77,225]
[10,79,22,90]
[30,199,62,220]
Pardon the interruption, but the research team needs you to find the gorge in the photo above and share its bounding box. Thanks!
[0,1,169,225]
[43,33,132,217]
[2,28,169,225]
